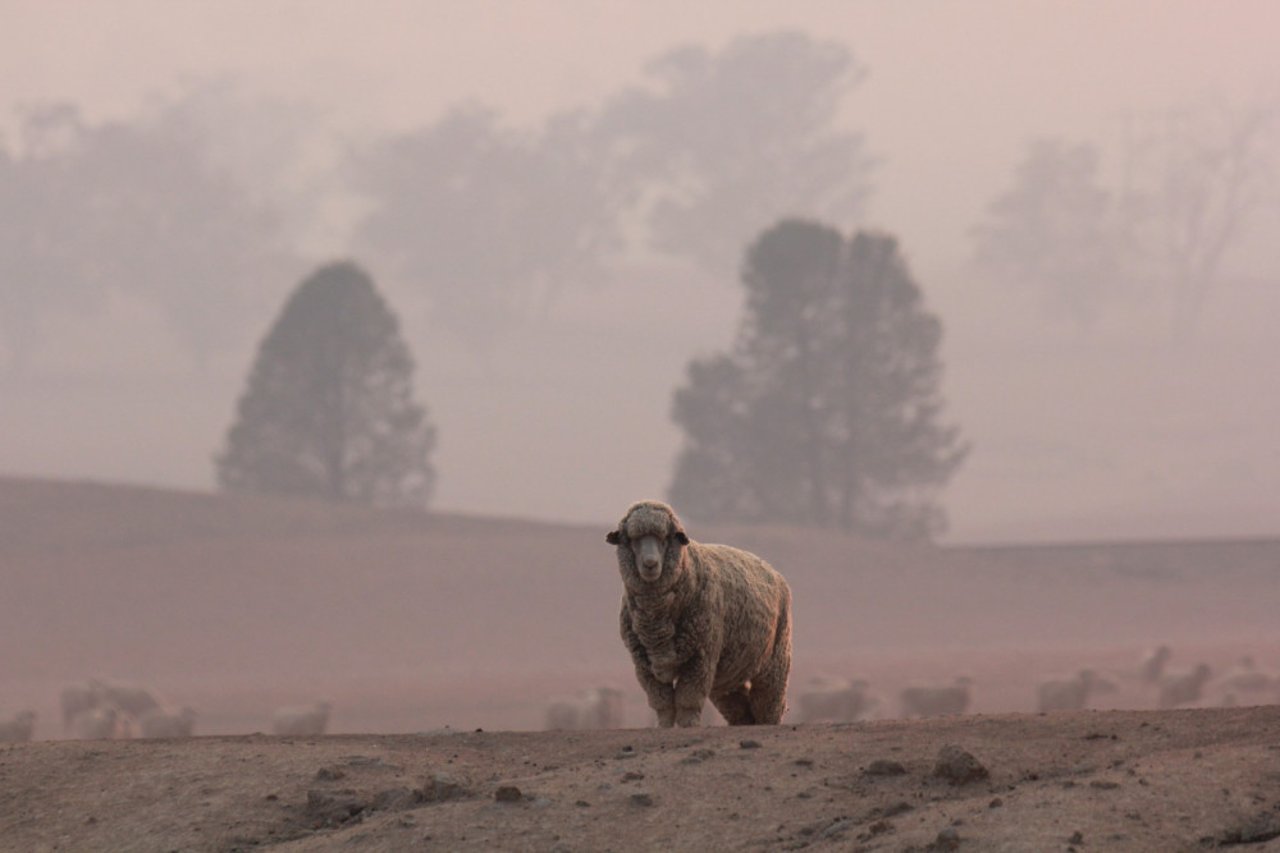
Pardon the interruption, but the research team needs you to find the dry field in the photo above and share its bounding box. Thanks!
[6,708,1280,851]
[2,477,1280,850]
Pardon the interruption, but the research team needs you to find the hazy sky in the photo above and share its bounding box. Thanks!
[2,1,1278,542]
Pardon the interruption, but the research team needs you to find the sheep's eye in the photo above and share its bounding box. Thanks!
[630,534,664,552]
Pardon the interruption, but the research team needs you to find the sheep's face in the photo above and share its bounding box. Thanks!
[607,500,690,587]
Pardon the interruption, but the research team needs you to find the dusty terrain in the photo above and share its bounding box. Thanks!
[3,477,1280,850]
[6,707,1280,851]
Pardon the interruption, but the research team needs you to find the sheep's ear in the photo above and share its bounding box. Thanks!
[673,529,690,545]
[606,530,621,545]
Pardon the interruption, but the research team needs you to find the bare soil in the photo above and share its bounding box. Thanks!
[6,707,1280,852]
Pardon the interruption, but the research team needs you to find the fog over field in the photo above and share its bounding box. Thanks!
[2,1,1279,542]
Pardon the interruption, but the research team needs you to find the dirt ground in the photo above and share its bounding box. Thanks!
[5,705,1280,852]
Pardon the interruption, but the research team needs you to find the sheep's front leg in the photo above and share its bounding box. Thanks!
[635,659,677,727]
[673,653,715,727]
[621,618,677,726]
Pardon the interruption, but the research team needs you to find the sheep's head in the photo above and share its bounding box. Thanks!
[606,500,690,587]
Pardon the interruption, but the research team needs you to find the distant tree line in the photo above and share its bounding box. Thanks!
[972,96,1280,339]
[351,30,873,345]
[0,31,872,373]
[0,99,298,375]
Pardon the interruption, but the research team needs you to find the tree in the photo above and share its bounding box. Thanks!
[0,98,297,375]
[599,31,874,274]
[1123,98,1280,340]
[972,137,1125,328]
[348,32,875,350]
[216,261,437,508]
[669,220,966,540]
[0,105,110,375]
[975,99,1280,339]
[351,105,626,348]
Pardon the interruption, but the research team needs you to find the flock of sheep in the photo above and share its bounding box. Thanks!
[3,648,1277,742]
[541,646,1280,731]
[782,645,1280,724]
[0,679,332,743]
[57,679,196,740]
[4,500,1278,741]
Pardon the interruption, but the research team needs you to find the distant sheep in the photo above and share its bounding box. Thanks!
[92,679,161,720]
[272,702,332,736]
[1158,664,1213,709]
[1037,669,1103,713]
[899,677,972,718]
[608,500,792,727]
[1139,645,1173,684]
[797,678,880,723]
[1217,656,1275,703]
[138,707,198,739]
[60,683,105,732]
[0,711,36,742]
[544,687,625,730]
[69,707,126,740]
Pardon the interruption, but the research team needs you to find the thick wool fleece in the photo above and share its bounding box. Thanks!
[607,500,792,727]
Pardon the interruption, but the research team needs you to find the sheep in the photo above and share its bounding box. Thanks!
[1036,669,1104,713]
[1139,645,1173,684]
[69,707,127,740]
[544,687,625,730]
[797,678,881,723]
[91,679,161,720]
[272,702,332,735]
[899,677,972,718]
[138,706,198,738]
[0,711,36,742]
[1217,656,1275,703]
[608,500,792,728]
[60,683,102,732]
[1158,663,1213,709]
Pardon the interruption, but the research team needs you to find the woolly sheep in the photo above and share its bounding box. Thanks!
[1036,669,1103,713]
[272,702,332,735]
[60,683,102,731]
[544,687,625,731]
[797,678,880,723]
[899,677,972,718]
[138,706,198,738]
[91,679,161,720]
[607,500,792,728]
[1158,663,1213,709]
[1139,645,1173,684]
[1217,656,1275,700]
[0,711,36,742]
[69,707,126,740]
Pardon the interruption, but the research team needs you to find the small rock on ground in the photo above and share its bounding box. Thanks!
[933,745,990,785]
[865,759,907,777]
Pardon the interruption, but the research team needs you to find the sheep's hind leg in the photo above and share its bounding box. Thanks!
[710,686,756,725]
[747,634,792,725]
[747,668,788,725]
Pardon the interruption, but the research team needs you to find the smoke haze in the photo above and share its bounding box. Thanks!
[2,1,1278,542]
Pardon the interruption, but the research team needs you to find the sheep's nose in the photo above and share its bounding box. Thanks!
[643,555,659,570]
